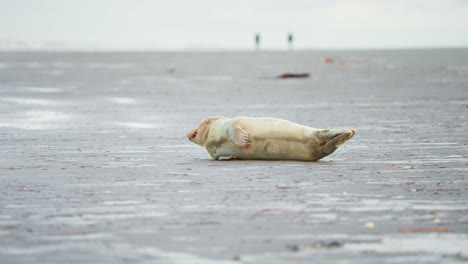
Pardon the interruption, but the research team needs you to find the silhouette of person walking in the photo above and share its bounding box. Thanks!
[255,33,261,50]
[288,32,294,50]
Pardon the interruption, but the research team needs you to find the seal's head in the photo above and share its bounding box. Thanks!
[318,129,356,158]
[187,116,226,146]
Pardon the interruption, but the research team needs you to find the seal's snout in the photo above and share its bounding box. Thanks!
[187,129,198,141]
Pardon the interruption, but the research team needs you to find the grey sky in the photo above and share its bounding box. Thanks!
[1,0,467,50]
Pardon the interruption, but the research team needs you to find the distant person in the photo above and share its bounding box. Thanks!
[255,33,261,50]
[288,32,294,50]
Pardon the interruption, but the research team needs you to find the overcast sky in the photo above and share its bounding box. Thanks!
[1,0,467,50]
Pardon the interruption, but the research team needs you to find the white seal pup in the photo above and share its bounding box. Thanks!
[187,116,355,161]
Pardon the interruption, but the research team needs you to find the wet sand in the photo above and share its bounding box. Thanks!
[0,49,467,263]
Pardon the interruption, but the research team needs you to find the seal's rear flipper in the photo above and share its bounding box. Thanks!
[320,129,356,157]
[228,126,252,148]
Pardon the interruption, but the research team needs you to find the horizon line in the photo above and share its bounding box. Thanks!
[1,45,467,53]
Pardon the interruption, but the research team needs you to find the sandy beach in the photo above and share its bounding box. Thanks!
[0,49,467,263]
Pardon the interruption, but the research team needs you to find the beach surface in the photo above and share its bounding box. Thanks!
[1,49,467,263]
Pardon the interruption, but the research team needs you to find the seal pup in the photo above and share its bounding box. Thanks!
[187,116,355,161]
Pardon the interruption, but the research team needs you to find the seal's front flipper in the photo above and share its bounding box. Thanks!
[219,155,238,160]
[228,126,252,148]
